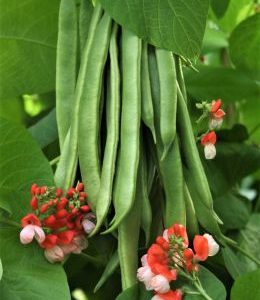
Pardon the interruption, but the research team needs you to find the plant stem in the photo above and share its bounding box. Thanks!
[49,156,60,166]
[194,279,213,300]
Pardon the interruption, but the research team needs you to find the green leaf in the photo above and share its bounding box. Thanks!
[202,142,260,197]
[202,27,228,53]
[0,117,69,299]
[100,0,210,59]
[222,246,246,279]
[217,0,254,33]
[185,66,260,103]
[184,266,226,300]
[29,109,58,149]
[0,0,59,98]
[0,117,53,191]
[236,214,260,273]
[214,192,250,230]
[0,227,70,300]
[231,269,260,300]
[229,14,260,79]
[211,0,230,18]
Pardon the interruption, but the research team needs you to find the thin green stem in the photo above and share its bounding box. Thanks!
[194,279,213,300]
[49,156,60,166]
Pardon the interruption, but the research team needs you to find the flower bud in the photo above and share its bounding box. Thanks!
[204,144,216,160]
[82,219,95,234]
[39,203,49,214]
[30,197,38,210]
[44,246,64,263]
[203,234,219,256]
[137,266,154,290]
[20,225,35,244]
[76,182,84,192]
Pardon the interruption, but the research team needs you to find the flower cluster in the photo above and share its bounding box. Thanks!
[20,183,96,263]
[137,224,219,300]
[197,99,225,159]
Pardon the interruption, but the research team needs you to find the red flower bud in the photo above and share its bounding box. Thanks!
[193,235,209,261]
[40,186,47,194]
[21,213,41,227]
[79,192,87,199]
[40,234,58,249]
[30,197,38,210]
[55,188,63,197]
[44,215,57,227]
[211,99,222,113]
[39,203,49,214]
[80,205,90,213]
[67,188,76,198]
[30,183,37,195]
[55,209,68,219]
[36,187,41,195]
[57,230,74,245]
[76,182,84,192]
[201,131,217,146]
[67,221,75,229]
[56,198,68,210]
[72,208,78,215]
[53,198,58,205]
[183,248,194,262]
[48,200,54,206]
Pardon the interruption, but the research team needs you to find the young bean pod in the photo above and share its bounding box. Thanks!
[78,12,112,209]
[56,0,78,149]
[90,24,120,236]
[104,28,142,232]
[155,48,177,160]
[184,182,199,237]
[141,41,156,142]
[55,3,103,190]
[79,0,93,57]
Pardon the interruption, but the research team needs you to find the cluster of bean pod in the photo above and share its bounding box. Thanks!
[54,0,230,292]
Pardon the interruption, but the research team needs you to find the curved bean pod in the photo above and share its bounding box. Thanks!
[155,48,177,160]
[90,24,120,236]
[56,0,78,149]
[79,0,93,56]
[184,182,199,237]
[104,29,142,233]
[78,12,112,209]
[54,3,103,190]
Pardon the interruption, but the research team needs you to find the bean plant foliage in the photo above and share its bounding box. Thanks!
[0,0,259,300]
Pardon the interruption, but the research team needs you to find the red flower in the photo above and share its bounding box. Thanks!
[55,188,63,197]
[193,235,209,261]
[57,230,74,245]
[211,99,225,119]
[43,215,57,228]
[40,234,58,249]
[201,131,217,146]
[21,214,41,227]
[152,264,177,281]
[167,223,189,247]
[56,198,68,210]
[67,188,76,198]
[153,289,182,300]
[30,197,38,210]
[55,209,68,219]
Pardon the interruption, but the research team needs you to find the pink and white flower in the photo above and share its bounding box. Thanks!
[137,266,155,290]
[44,245,64,263]
[20,224,45,244]
[150,274,170,294]
[201,131,217,160]
[203,234,219,256]
[209,99,225,130]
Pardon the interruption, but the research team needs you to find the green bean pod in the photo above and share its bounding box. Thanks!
[56,0,78,149]
[79,0,93,56]
[104,29,142,233]
[90,24,120,236]
[78,12,112,209]
[141,42,156,142]
[176,85,216,212]
[54,3,103,190]
[140,141,152,246]
[118,167,141,291]
[174,55,187,103]
[159,137,186,227]
[184,182,199,237]
[155,48,177,160]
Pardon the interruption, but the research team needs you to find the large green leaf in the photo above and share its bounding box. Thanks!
[222,246,246,279]
[210,0,230,18]
[185,66,260,103]
[0,118,69,299]
[0,0,59,98]
[229,14,260,79]
[0,117,53,191]
[231,269,260,300]
[100,0,209,59]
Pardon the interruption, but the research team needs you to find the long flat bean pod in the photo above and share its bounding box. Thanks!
[79,0,93,56]
[184,182,199,237]
[159,137,186,227]
[90,24,120,236]
[118,166,141,291]
[78,12,112,209]
[176,85,216,212]
[56,0,78,149]
[155,48,177,160]
[141,41,156,142]
[104,29,142,233]
[54,3,103,190]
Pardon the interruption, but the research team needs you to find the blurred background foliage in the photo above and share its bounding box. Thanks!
[0,0,259,299]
